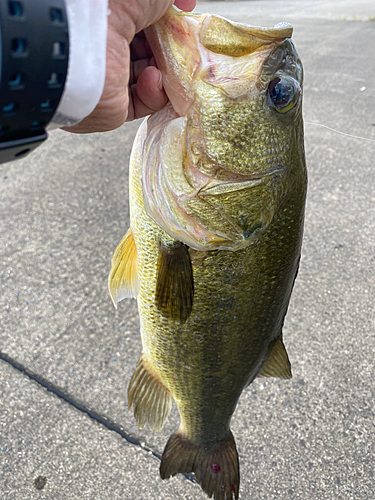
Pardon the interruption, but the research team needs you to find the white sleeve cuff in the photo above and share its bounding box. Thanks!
[48,0,108,129]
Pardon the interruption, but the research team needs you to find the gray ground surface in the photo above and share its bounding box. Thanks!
[1,1,374,499]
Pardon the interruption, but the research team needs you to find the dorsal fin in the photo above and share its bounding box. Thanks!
[108,228,139,307]
[155,240,194,324]
[258,335,292,379]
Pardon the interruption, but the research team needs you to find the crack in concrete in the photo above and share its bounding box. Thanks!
[0,350,198,485]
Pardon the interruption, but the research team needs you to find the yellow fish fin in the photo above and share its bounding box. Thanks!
[155,240,194,324]
[128,354,172,432]
[258,335,292,379]
[160,429,239,500]
[108,228,139,307]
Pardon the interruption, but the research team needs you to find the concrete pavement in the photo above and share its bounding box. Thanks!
[1,1,374,499]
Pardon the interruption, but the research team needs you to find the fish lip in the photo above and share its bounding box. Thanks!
[145,10,199,116]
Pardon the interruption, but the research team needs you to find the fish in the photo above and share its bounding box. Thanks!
[108,6,307,500]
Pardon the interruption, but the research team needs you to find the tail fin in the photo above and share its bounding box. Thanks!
[160,431,239,500]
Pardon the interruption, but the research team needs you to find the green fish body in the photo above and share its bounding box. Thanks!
[109,7,307,500]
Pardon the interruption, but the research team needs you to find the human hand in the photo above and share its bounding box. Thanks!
[65,0,196,133]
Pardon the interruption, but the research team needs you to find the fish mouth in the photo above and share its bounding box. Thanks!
[145,7,293,116]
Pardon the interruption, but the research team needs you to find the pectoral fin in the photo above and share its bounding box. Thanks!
[258,335,292,379]
[108,228,139,307]
[156,240,194,324]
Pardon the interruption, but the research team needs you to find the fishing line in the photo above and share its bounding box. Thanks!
[305,122,375,143]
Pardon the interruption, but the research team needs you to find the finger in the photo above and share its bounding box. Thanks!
[174,0,196,12]
[127,66,168,121]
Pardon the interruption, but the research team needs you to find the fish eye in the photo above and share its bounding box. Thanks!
[268,77,300,113]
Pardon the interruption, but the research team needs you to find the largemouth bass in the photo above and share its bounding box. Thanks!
[109,7,306,499]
